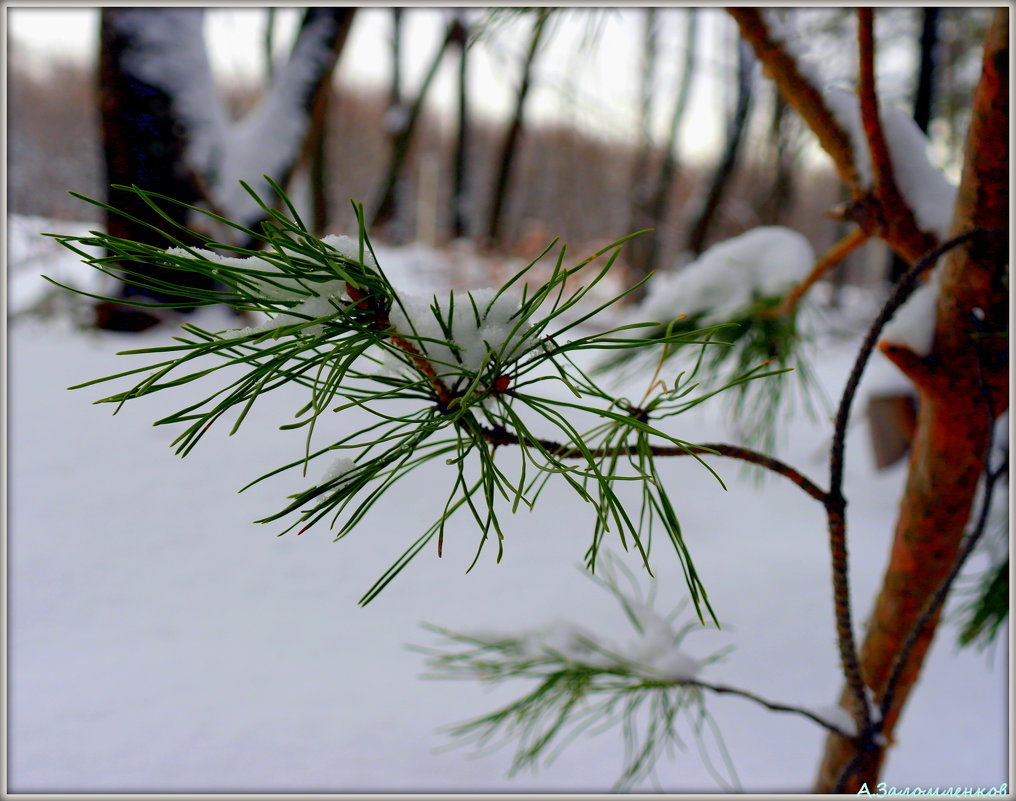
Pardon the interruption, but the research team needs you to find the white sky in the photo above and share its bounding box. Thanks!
[6,5,729,159]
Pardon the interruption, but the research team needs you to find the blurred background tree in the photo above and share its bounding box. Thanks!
[8,7,994,295]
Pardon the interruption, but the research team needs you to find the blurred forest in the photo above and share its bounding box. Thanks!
[7,7,991,289]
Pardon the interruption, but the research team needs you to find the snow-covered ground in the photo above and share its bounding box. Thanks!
[6,216,1008,793]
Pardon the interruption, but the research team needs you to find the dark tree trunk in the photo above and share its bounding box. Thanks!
[97,9,212,328]
[371,15,458,238]
[264,7,276,80]
[389,8,404,111]
[912,7,941,134]
[485,9,551,249]
[624,9,658,287]
[308,82,331,236]
[450,13,470,239]
[760,91,796,225]
[626,8,697,294]
[683,35,755,256]
[96,7,355,330]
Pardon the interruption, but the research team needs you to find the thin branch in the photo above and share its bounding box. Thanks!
[687,679,854,739]
[728,8,862,191]
[857,9,897,199]
[345,282,457,408]
[730,8,938,265]
[767,228,869,318]
[480,423,828,503]
[825,227,993,739]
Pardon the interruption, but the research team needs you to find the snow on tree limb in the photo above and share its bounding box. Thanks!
[110,9,229,183]
[731,8,951,264]
[213,9,354,226]
[110,8,353,229]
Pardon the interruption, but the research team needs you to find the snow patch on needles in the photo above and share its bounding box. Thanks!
[166,234,382,334]
[321,234,379,271]
[464,590,703,682]
[388,288,532,378]
[321,456,358,485]
[641,227,814,326]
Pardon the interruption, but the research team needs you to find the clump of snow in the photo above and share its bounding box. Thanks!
[512,621,619,670]
[811,704,859,737]
[321,234,379,271]
[620,601,703,682]
[810,686,885,740]
[321,456,358,485]
[387,288,531,379]
[162,237,385,334]
[759,10,959,242]
[259,291,349,333]
[640,227,815,326]
[823,89,957,240]
[880,267,941,357]
[465,600,702,683]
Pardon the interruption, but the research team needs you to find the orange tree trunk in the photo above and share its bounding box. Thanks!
[814,9,1008,791]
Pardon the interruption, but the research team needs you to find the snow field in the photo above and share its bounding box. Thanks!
[7,217,1008,792]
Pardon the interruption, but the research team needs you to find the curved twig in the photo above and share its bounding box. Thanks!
[686,678,855,739]
[825,228,993,739]
[767,227,869,318]
[478,423,828,503]
[857,9,897,200]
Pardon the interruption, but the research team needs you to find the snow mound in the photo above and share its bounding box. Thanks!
[641,226,815,325]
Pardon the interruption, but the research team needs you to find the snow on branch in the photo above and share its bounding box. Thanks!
[731,9,954,264]
[112,9,352,229]
[213,10,352,226]
[112,8,230,180]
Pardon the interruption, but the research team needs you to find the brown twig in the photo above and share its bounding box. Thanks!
[479,423,828,504]
[686,679,855,740]
[731,8,939,266]
[857,10,897,200]
[346,282,458,409]
[767,227,870,318]
[815,227,1000,790]
[728,8,862,191]
[824,228,991,743]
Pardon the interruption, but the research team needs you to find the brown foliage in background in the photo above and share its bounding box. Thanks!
[9,54,852,279]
